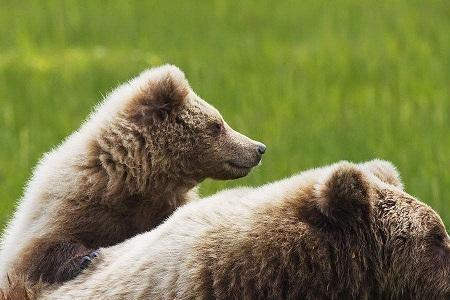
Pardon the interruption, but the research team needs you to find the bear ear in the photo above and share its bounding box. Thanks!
[312,162,371,225]
[129,65,190,122]
[359,159,403,190]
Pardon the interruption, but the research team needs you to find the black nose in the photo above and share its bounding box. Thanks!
[257,143,266,155]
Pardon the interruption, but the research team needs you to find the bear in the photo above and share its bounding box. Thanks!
[39,159,450,300]
[0,65,266,296]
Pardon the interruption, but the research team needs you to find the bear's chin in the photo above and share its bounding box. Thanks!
[211,162,254,180]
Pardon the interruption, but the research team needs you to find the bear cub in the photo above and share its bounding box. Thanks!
[0,65,265,290]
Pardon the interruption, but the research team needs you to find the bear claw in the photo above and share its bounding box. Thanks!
[80,250,100,270]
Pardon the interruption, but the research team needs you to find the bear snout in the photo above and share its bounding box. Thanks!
[222,142,265,174]
[256,143,266,155]
[245,141,266,166]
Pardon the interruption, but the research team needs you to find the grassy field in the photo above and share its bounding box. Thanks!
[0,0,449,229]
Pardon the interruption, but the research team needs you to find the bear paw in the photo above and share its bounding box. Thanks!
[79,250,100,270]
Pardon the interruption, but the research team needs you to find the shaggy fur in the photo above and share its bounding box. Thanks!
[0,65,265,296]
[40,160,450,300]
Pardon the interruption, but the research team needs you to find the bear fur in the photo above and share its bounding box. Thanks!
[40,159,450,300]
[0,65,265,294]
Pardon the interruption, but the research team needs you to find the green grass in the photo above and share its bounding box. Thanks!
[0,0,449,229]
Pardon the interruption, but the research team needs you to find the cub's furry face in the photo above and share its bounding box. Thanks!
[120,65,265,181]
[374,187,450,297]
[305,160,450,299]
[357,160,450,298]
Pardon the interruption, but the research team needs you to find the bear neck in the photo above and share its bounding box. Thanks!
[84,124,200,209]
[60,135,199,245]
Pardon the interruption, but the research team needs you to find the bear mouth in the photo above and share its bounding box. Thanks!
[225,160,256,170]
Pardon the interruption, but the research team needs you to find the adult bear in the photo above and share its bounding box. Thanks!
[42,160,450,300]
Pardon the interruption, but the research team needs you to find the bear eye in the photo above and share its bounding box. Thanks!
[427,227,447,245]
[431,233,444,244]
[210,121,223,135]
[175,116,184,125]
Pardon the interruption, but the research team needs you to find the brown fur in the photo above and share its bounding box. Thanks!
[183,163,450,299]
[1,65,265,298]
[0,275,41,300]
[37,160,450,300]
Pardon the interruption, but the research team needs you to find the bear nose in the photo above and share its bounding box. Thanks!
[257,143,266,155]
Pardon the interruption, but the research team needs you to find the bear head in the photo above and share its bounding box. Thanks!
[95,65,266,187]
[300,160,450,299]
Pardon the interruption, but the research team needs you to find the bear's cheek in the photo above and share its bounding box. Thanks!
[441,240,450,264]
[434,244,450,265]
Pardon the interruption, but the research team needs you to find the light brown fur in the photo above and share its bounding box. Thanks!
[42,160,450,300]
[0,65,265,297]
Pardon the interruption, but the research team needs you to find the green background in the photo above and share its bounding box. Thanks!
[0,1,449,229]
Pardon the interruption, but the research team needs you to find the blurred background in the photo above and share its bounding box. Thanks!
[0,0,449,228]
